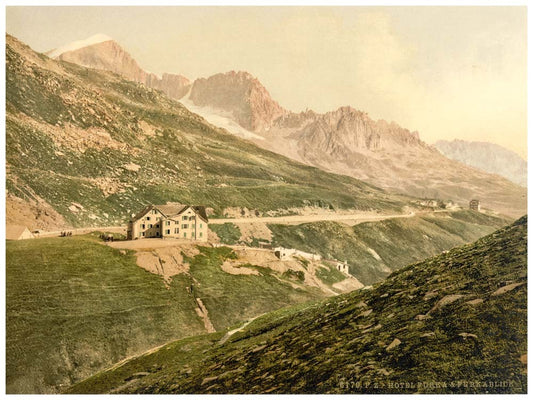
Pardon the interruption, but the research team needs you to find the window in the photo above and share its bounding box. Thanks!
[156,224,159,228]
[141,224,145,229]
[183,232,187,238]
[141,232,145,237]
[156,232,160,237]
[165,229,170,235]
[165,221,170,226]
[182,224,188,229]
[147,216,151,221]
[148,224,153,228]
[199,232,203,238]
[182,216,187,221]
[174,228,179,234]
[152,210,157,214]
[200,223,203,228]
[175,221,179,225]
[192,223,196,228]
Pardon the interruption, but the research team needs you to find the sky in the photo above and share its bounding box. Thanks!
[6,5,528,159]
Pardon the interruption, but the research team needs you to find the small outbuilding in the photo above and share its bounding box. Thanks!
[6,225,34,240]
[469,199,481,211]
[336,261,350,275]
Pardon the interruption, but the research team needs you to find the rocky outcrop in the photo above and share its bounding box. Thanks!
[283,106,425,157]
[147,73,191,100]
[434,139,527,187]
[189,71,286,131]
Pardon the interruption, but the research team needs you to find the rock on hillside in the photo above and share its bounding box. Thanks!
[51,36,191,101]
[67,216,527,394]
[434,139,527,187]
[189,71,286,131]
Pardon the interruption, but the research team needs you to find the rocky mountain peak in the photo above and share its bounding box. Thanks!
[293,105,426,155]
[48,35,191,101]
[189,70,286,131]
[46,33,114,59]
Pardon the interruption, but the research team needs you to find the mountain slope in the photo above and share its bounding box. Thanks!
[6,34,411,230]
[6,210,509,394]
[67,216,527,394]
[269,210,510,285]
[6,234,333,394]
[434,139,527,187]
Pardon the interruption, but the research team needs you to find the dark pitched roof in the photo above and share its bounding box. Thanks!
[192,206,208,222]
[130,205,154,222]
[155,204,187,217]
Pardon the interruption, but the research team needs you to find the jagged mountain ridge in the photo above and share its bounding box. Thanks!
[256,107,526,217]
[434,139,527,187]
[288,106,427,155]
[45,34,527,217]
[189,71,286,131]
[67,216,527,394]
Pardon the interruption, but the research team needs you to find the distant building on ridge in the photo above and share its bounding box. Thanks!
[469,199,481,211]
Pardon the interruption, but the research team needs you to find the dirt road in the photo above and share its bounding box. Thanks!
[209,211,417,225]
[34,225,127,238]
[32,209,450,239]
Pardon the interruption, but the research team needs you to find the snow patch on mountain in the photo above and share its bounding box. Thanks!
[180,90,264,141]
[47,34,113,58]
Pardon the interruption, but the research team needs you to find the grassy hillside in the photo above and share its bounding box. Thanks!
[67,216,527,394]
[6,235,324,394]
[6,34,410,229]
[269,210,510,284]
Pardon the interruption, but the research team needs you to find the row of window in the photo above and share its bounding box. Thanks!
[162,229,204,238]
[140,223,203,230]
[145,215,196,222]
[140,231,204,238]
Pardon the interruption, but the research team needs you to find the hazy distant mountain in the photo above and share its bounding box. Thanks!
[434,140,527,187]
[49,34,191,101]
